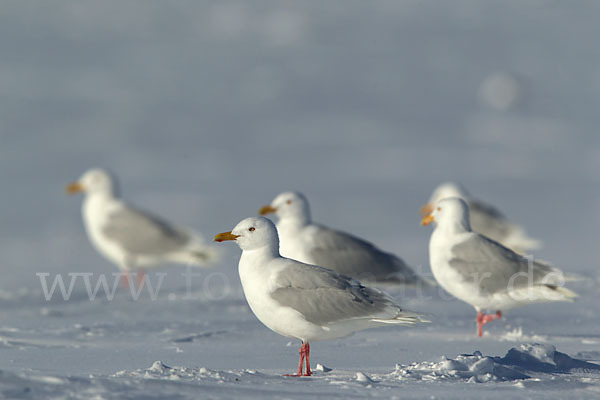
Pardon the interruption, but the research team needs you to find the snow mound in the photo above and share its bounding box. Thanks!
[112,361,264,383]
[392,343,600,383]
[392,351,528,383]
[314,363,332,372]
[355,371,374,383]
[495,343,600,374]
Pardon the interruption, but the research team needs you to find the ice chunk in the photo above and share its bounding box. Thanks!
[355,372,373,383]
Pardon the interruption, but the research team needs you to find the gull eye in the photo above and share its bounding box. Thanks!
[437,207,441,211]
[286,200,292,205]
[249,227,255,232]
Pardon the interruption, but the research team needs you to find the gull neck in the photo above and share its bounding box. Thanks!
[436,217,471,235]
[241,243,280,261]
[279,213,310,229]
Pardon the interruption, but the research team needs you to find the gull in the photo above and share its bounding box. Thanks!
[214,216,428,376]
[66,168,218,286]
[421,197,576,337]
[259,191,429,285]
[420,182,542,253]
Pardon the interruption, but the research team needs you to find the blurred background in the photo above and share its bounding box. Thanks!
[2,0,599,292]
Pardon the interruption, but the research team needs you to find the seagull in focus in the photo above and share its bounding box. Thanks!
[214,216,428,376]
[420,182,542,253]
[422,197,576,337]
[259,191,429,286]
[66,168,218,286]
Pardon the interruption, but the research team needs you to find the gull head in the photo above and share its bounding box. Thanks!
[65,168,119,197]
[420,182,468,216]
[421,197,471,230]
[259,191,311,222]
[214,217,279,251]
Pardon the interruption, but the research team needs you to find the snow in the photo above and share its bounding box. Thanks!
[393,344,600,384]
[2,0,600,399]
[1,276,598,399]
[2,341,599,399]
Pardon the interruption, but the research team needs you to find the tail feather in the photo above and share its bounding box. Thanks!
[545,284,578,300]
[169,241,221,267]
[507,284,578,304]
[562,272,585,282]
[534,260,584,283]
[504,228,543,253]
[372,310,431,325]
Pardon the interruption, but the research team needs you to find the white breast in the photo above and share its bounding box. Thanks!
[238,254,324,342]
[429,229,486,309]
[82,196,127,269]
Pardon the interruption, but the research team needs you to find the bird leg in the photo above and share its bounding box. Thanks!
[135,269,146,289]
[120,273,131,289]
[303,342,311,376]
[284,345,305,377]
[284,342,311,377]
[476,310,502,337]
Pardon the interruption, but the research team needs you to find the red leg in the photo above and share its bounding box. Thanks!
[476,310,502,337]
[284,342,312,377]
[120,273,130,289]
[135,269,146,288]
[303,343,311,376]
[284,344,305,376]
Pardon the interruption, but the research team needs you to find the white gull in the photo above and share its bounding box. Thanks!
[422,197,576,337]
[66,168,218,286]
[214,216,427,376]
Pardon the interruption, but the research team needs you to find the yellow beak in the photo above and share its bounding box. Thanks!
[419,202,433,217]
[421,214,435,226]
[213,231,241,242]
[65,182,84,194]
[258,205,277,215]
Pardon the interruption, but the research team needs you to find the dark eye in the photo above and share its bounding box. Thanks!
[286,200,292,204]
[249,227,255,232]
[437,207,441,211]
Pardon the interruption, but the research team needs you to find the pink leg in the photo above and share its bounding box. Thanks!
[476,310,502,337]
[303,343,312,376]
[120,273,130,289]
[284,343,306,376]
[135,269,146,288]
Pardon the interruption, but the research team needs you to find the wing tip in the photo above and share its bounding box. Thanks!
[546,284,578,300]
[372,310,431,325]
[173,242,222,267]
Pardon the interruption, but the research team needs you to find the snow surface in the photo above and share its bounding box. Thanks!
[2,1,600,399]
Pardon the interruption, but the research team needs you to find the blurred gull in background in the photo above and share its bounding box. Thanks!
[420,182,542,254]
[66,168,219,287]
[260,191,430,286]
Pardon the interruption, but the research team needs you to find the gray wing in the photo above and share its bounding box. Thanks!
[102,205,191,255]
[308,225,421,284]
[468,200,513,242]
[270,263,401,326]
[448,234,557,295]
